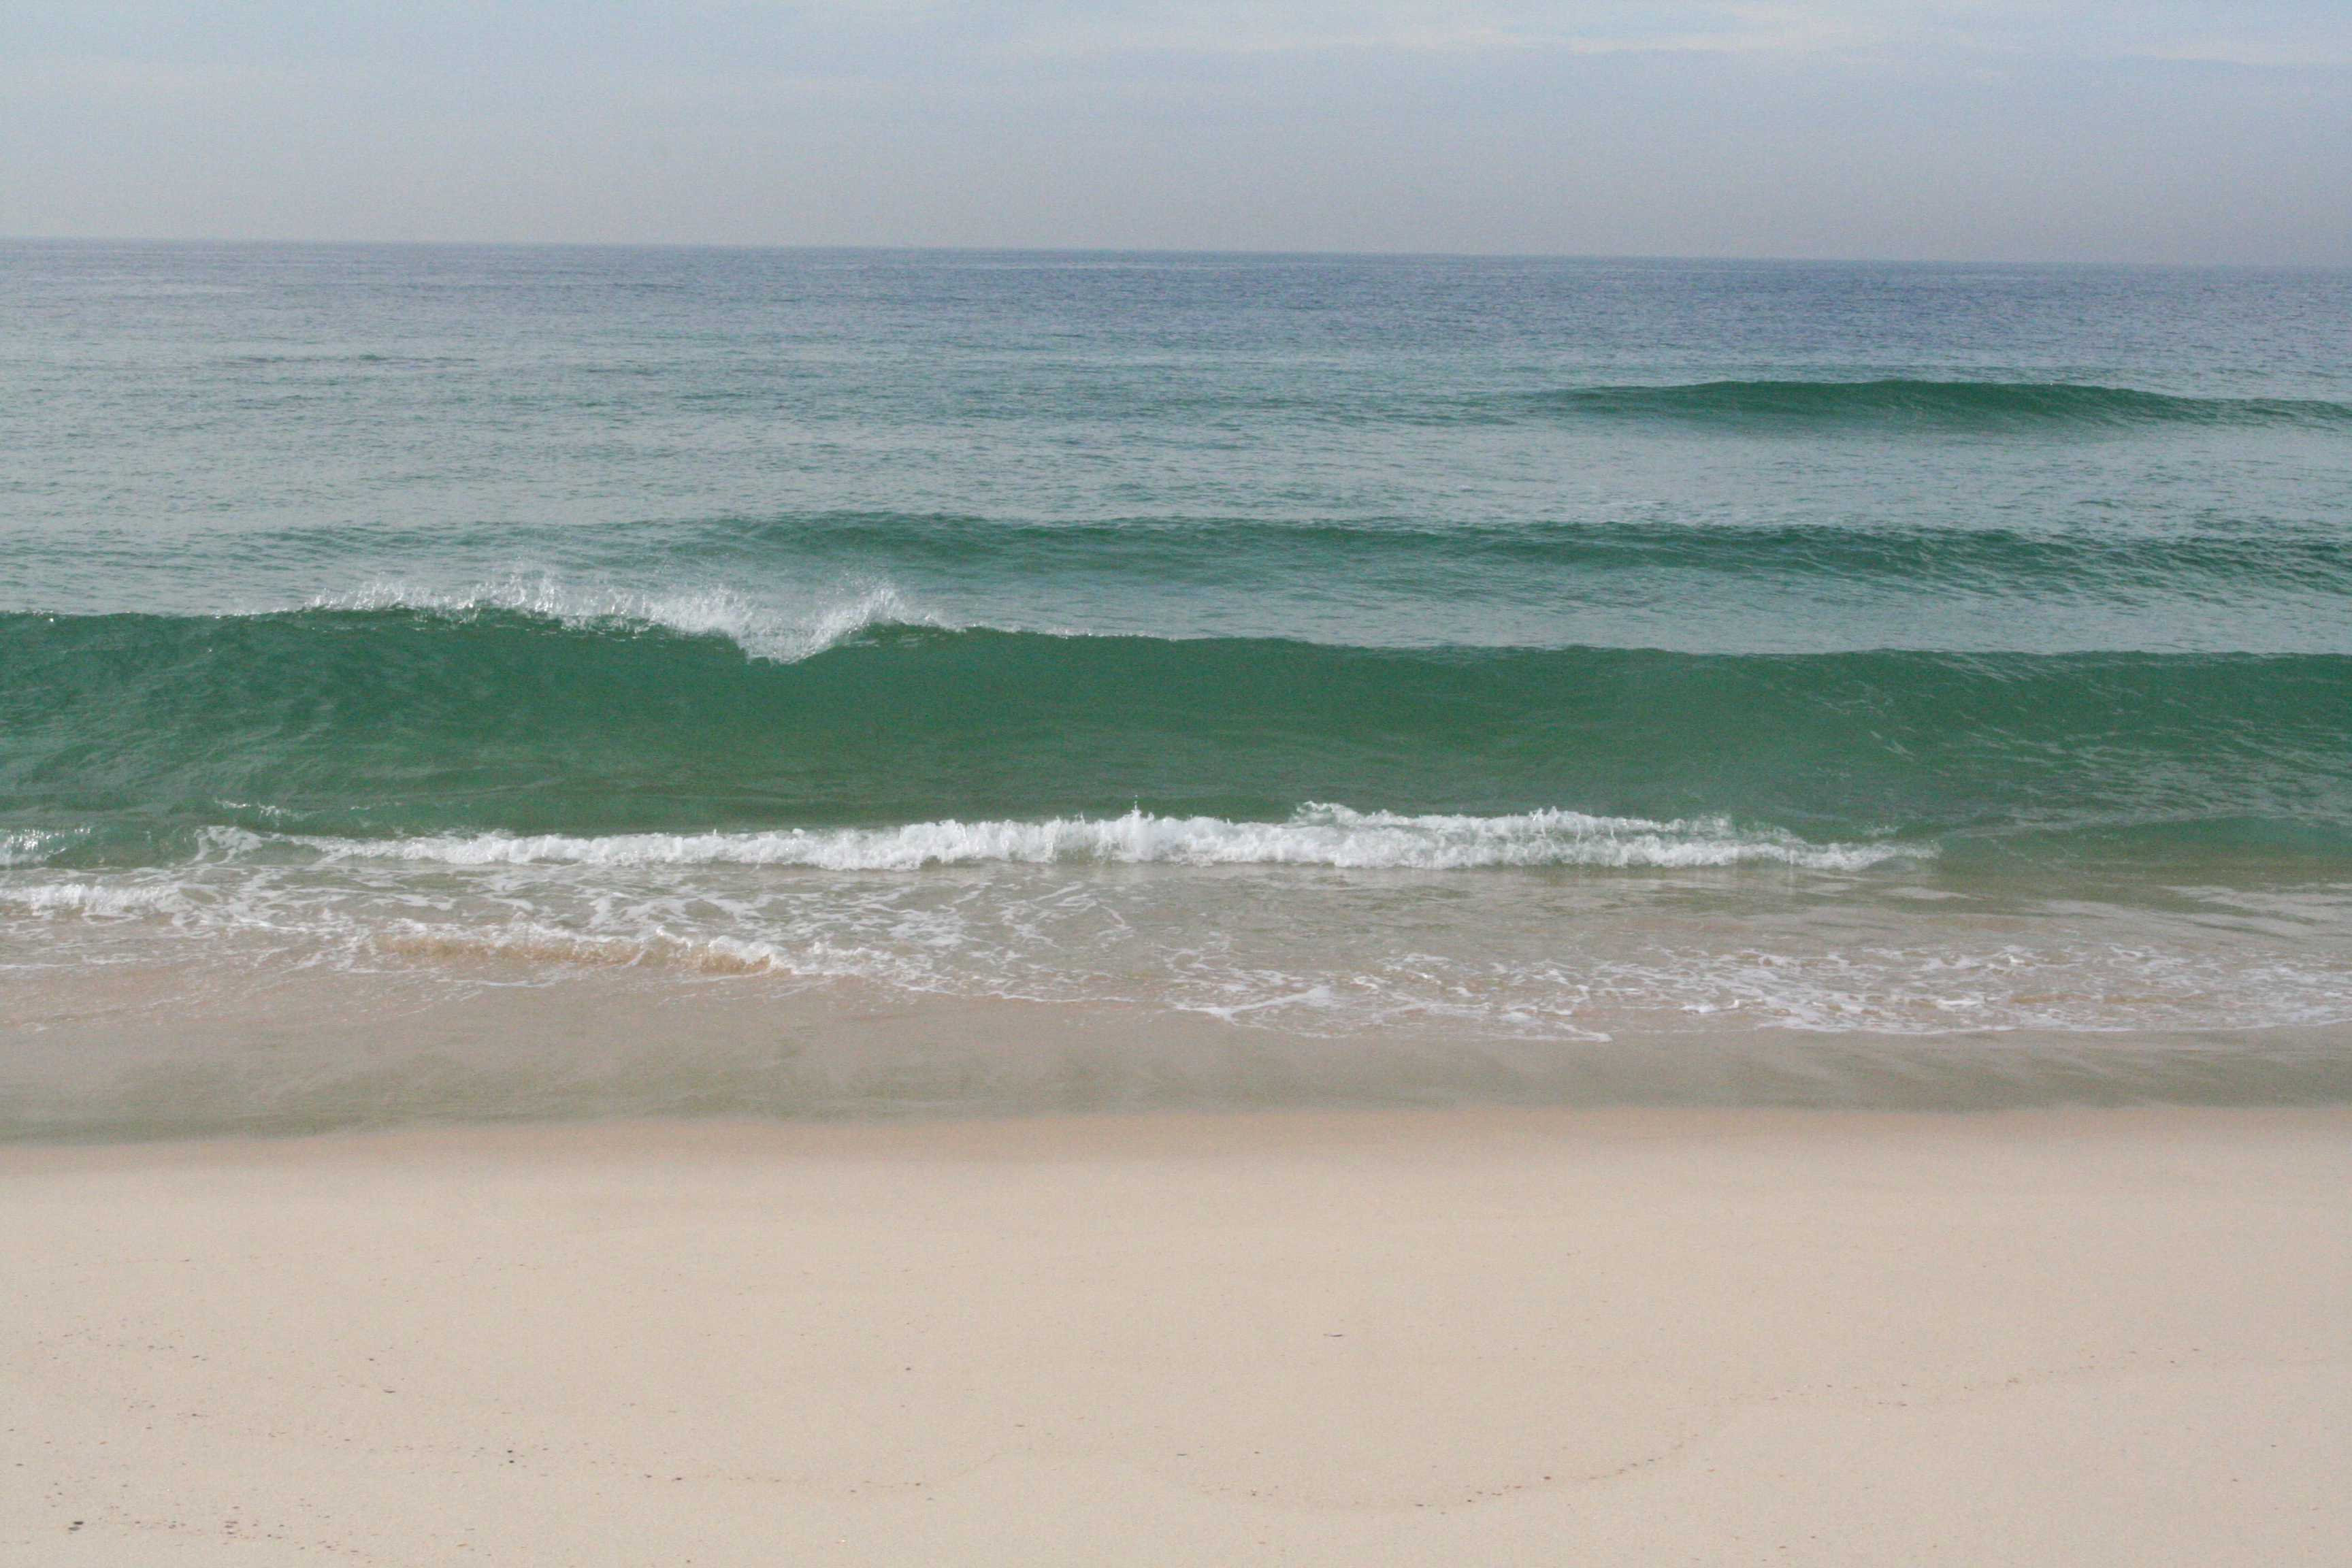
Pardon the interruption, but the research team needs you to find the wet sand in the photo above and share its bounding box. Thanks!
[4,1105,2347,1565]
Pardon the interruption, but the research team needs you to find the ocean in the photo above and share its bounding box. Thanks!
[5,241,2350,1136]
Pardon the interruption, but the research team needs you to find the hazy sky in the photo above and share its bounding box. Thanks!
[4,3,2347,261]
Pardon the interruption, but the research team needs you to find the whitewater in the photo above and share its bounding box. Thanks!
[3,242,2349,1136]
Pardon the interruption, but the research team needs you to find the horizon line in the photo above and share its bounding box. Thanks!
[5,233,2348,272]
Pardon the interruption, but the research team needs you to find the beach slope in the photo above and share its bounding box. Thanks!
[4,1107,2345,1566]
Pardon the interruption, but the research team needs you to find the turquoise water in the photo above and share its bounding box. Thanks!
[5,243,2350,1132]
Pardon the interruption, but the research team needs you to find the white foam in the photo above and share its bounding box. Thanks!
[288,805,1921,873]
[0,881,191,917]
[311,574,938,662]
[8,849,2351,1041]
[0,830,80,868]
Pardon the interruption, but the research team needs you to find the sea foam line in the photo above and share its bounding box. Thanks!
[0,881,191,917]
[281,806,1920,872]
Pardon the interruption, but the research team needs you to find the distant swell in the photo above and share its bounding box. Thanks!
[1525,379,2352,431]
[631,514,2352,598]
[42,514,2352,609]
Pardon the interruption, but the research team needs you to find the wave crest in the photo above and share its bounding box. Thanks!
[312,575,935,662]
[1530,379,2352,431]
[0,829,84,868]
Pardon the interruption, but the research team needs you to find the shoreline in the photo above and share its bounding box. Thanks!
[13,970,2352,1143]
[7,1103,2347,1565]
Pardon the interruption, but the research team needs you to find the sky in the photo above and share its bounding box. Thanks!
[2,2,2348,262]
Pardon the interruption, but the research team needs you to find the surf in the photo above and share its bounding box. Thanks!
[3,608,2347,860]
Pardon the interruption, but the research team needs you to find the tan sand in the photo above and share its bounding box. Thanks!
[3,1105,2346,1566]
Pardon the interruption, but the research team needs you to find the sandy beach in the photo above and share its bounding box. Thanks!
[3,1105,2345,1566]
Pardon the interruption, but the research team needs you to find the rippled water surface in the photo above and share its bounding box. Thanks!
[5,244,2349,1134]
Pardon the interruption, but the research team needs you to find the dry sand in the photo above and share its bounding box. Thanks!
[3,1105,2346,1566]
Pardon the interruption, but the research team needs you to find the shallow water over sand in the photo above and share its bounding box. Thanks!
[5,244,2349,1133]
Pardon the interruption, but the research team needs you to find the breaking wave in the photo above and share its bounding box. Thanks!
[310,576,935,663]
[3,610,2347,853]
[293,805,1917,873]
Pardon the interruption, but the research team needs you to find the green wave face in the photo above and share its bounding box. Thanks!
[5,250,2352,1117]
[5,608,2347,859]
[1527,379,2352,431]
